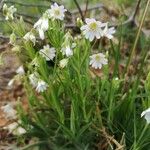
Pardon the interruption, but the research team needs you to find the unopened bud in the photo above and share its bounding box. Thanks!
[76,17,83,27]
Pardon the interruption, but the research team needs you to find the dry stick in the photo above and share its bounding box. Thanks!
[4,0,50,8]
[84,0,89,17]
[121,0,142,26]
[133,0,142,20]
[125,0,150,76]
[73,0,85,22]
[72,3,104,14]
[93,125,124,149]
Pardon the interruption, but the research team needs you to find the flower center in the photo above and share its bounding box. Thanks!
[45,48,49,53]
[54,9,60,16]
[89,22,97,31]
[95,55,100,61]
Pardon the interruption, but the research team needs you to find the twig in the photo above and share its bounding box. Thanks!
[73,0,85,22]
[71,3,104,14]
[4,0,50,8]
[93,125,124,149]
[133,0,142,20]
[84,0,89,17]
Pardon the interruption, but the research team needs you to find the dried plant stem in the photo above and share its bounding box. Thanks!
[73,0,85,22]
[133,0,142,20]
[125,0,150,76]
[84,0,89,17]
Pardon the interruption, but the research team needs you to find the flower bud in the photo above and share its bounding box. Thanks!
[59,58,68,68]
[3,4,8,16]
[76,17,83,27]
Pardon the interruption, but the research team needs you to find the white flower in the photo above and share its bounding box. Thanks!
[3,122,26,135]
[59,58,68,68]
[141,108,150,124]
[80,18,105,41]
[89,53,108,69]
[16,65,25,75]
[39,45,56,61]
[61,45,73,57]
[23,32,36,45]
[36,80,48,93]
[1,103,17,119]
[29,73,39,88]
[34,16,49,40]
[3,4,17,20]
[47,3,67,20]
[102,23,116,39]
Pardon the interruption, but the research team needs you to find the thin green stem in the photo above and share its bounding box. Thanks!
[132,124,149,150]
[124,0,150,76]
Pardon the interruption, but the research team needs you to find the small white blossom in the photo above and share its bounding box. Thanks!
[47,3,67,20]
[23,32,36,45]
[34,16,49,40]
[16,65,25,75]
[3,122,26,135]
[36,80,48,93]
[3,4,17,20]
[102,23,116,39]
[61,45,73,57]
[39,45,56,61]
[1,103,17,119]
[89,53,108,69]
[59,58,68,68]
[141,108,150,124]
[81,18,105,41]
[29,73,39,88]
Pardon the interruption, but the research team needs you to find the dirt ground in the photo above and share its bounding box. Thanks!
[0,44,28,149]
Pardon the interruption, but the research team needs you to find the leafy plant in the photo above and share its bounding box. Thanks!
[2,1,150,150]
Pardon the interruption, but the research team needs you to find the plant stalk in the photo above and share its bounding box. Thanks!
[124,0,150,76]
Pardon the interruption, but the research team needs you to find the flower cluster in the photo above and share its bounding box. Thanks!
[3,2,115,94]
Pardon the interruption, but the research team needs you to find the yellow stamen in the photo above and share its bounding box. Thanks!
[95,55,100,61]
[89,22,97,30]
[54,9,60,16]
